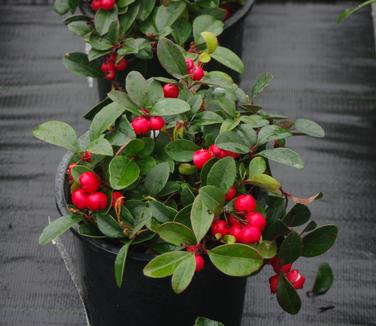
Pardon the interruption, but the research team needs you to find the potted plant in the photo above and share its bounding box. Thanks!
[34,37,337,326]
[53,0,255,99]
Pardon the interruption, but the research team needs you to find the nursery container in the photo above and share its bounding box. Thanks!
[55,153,247,326]
[97,0,255,100]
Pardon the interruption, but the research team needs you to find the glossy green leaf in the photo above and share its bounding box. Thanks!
[278,231,303,264]
[215,131,249,154]
[114,241,131,288]
[155,2,186,32]
[108,89,141,115]
[64,52,102,78]
[249,240,277,259]
[257,125,292,146]
[294,119,325,138]
[211,46,244,74]
[190,195,214,243]
[33,121,80,152]
[157,38,187,77]
[208,244,263,276]
[165,140,200,162]
[96,213,125,238]
[251,72,273,98]
[194,317,224,326]
[109,156,140,190]
[151,98,191,116]
[277,274,301,315]
[158,222,196,246]
[125,71,148,107]
[302,225,338,257]
[87,136,113,156]
[193,15,224,44]
[149,200,176,223]
[248,174,281,192]
[207,157,236,192]
[171,254,196,294]
[39,215,82,245]
[199,185,225,214]
[129,206,152,237]
[309,262,334,296]
[143,251,192,278]
[144,162,170,196]
[95,8,118,35]
[258,148,304,169]
[283,204,311,227]
[249,157,267,178]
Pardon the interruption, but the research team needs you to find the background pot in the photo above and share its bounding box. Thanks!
[97,0,255,101]
[55,153,247,326]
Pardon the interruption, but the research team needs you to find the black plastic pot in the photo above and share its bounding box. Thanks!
[97,0,255,101]
[55,153,247,326]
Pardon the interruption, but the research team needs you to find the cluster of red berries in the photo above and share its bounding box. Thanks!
[131,115,165,135]
[211,194,266,245]
[192,144,240,169]
[268,257,305,293]
[91,0,115,11]
[185,58,205,81]
[186,245,205,273]
[101,53,128,81]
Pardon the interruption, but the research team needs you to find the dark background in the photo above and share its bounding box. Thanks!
[1,0,376,325]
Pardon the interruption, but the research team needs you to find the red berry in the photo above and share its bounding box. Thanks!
[149,116,165,131]
[192,66,204,81]
[131,116,150,135]
[209,144,222,157]
[71,189,87,210]
[185,58,194,71]
[239,226,261,244]
[270,257,292,274]
[269,274,279,294]
[195,255,205,272]
[163,84,179,98]
[115,58,128,71]
[86,192,108,211]
[101,61,114,73]
[228,224,243,242]
[211,220,228,239]
[287,270,305,289]
[82,151,92,162]
[91,0,102,11]
[228,214,241,226]
[246,212,267,231]
[100,0,115,11]
[192,149,213,169]
[225,186,237,201]
[67,162,77,180]
[234,194,257,214]
[79,171,101,193]
[186,245,197,253]
[218,149,240,159]
[104,69,115,81]
[111,191,124,208]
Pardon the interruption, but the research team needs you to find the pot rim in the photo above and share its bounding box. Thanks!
[55,151,155,261]
[224,0,255,30]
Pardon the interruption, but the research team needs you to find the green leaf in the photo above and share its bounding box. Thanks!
[199,185,225,214]
[89,102,125,141]
[263,220,289,241]
[78,223,104,238]
[152,98,191,116]
[211,46,244,74]
[109,156,140,190]
[240,115,269,128]
[158,222,196,246]
[278,231,303,264]
[63,52,102,78]
[309,262,334,296]
[95,8,118,36]
[87,136,113,156]
[337,0,376,23]
[193,15,224,44]
[96,213,125,238]
[257,125,291,146]
[283,204,311,227]
[39,215,82,245]
[119,2,140,36]
[208,244,263,276]
[251,72,273,98]
[125,71,148,107]
[114,241,131,288]
[165,140,200,162]
[194,317,224,326]
[302,225,338,257]
[190,195,214,243]
[108,90,141,115]
[207,157,236,192]
[249,240,277,259]
[89,32,113,51]
[149,200,177,223]
[33,121,79,152]
[54,0,70,15]
[129,206,152,237]
[171,254,196,294]
[248,174,281,192]
[193,111,224,126]
[143,251,192,278]
[277,274,301,315]
[155,2,186,32]
[200,158,216,186]
[68,20,91,37]
[215,131,249,154]
[157,38,187,77]
[249,157,267,178]
[294,119,325,138]
[144,162,170,196]
[258,148,304,169]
